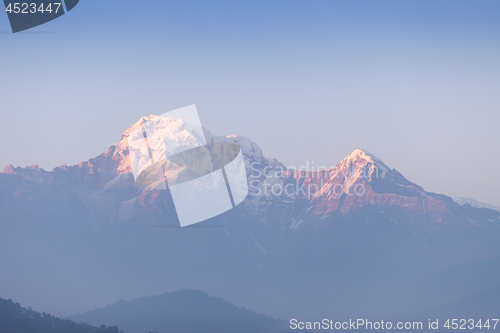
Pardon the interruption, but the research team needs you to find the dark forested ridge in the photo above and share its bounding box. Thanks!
[0,298,122,333]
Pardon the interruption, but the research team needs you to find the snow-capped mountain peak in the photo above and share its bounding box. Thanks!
[114,115,273,176]
[337,149,389,181]
[341,149,388,168]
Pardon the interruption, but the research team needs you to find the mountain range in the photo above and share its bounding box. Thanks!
[1,115,499,323]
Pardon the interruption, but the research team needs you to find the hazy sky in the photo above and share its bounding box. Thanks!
[1,0,499,205]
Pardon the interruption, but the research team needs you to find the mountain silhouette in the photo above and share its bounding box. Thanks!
[69,290,291,333]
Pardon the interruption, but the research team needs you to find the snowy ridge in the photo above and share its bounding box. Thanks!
[453,197,500,212]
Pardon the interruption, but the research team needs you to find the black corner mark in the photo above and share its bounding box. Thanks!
[3,0,78,33]
[64,0,78,12]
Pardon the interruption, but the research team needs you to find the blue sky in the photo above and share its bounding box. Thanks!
[1,0,499,205]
